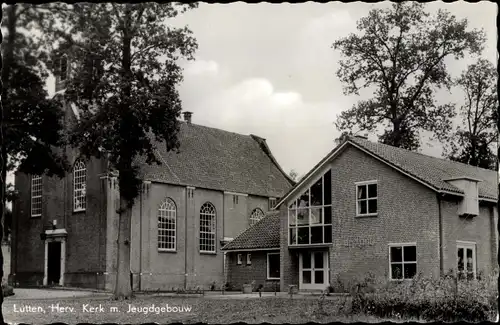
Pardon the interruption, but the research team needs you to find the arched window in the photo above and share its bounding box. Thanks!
[200,202,216,253]
[59,55,68,81]
[158,198,177,251]
[250,208,265,226]
[73,160,86,211]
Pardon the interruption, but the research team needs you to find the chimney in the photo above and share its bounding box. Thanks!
[182,111,193,124]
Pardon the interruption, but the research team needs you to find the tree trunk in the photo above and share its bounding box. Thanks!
[113,196,132,299]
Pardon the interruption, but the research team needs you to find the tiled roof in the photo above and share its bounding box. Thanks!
[222,211,280,251]
[138,122,294,198]
[277,136,498,208]
[349,136,498,200]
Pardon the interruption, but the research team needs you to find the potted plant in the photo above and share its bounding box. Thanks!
[242,280,255,294]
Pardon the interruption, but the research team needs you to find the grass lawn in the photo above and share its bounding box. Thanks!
[4,295,384,324]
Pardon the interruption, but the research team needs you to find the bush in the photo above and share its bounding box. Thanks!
[2,283,14,297]
[351,271,498,322]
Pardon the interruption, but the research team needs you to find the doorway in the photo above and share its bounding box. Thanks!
[47,241,61,286]
[299,251,329,290]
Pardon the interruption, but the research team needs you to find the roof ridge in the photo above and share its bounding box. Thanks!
[179,120,256,139]
[350,136,496,174]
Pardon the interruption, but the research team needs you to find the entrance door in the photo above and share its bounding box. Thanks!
[299,251,329,290]
[47,241,61,286]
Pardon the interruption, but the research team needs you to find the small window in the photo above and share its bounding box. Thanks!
[233,195,239,206]
[59,55,68,81]
[389,243,417,280]
[247,253,251,265]
[269,198,277,210]
[267,253,280,280]
[73,160,87,212]
[356,181,377,216]
[31,175,42,217]
[237,253,242,265]
[457,241,476,280]
[250,208,265,226]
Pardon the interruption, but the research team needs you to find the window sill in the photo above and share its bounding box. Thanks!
[31,215,42,218]
[266,278,280,281]
[158,249,176,254]
[355,213,378,218]
[73,209,86,214]
[200,251,217,255]
[289,243,332,248]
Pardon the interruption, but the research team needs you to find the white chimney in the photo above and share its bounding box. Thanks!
[182,111,193,124]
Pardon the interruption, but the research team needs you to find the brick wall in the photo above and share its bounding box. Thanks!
[227,251,280,292]
[12,104,108,289]
[440,199,497,276]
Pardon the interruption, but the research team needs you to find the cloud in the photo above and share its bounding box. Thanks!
[185,77,347,175]
[184,59,219,76]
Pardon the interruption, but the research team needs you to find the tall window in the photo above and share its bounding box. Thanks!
[59,55,68,81]
[288,170,332,245]
[200,202,216,253]
[457,241,476,280]
[267,253,280,280]
[31,175,42,217]
[389,243,417,280]
[73,160,87,211]
[158,198,177,251]
[250,208,265,226]
[356,181,378,216]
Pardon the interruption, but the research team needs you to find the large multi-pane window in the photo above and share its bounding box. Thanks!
[389,243,417,280]
[288,170,332,245]
[200,202,216,253]
[158,198,176,251]
[250,208,265,226]
[73,160,87,211]
[31,175,42,217]
[356,181,378,216]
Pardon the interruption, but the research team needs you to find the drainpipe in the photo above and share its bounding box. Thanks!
[139,185,143,292]
[184,188,188,290]
[437,194,444,276]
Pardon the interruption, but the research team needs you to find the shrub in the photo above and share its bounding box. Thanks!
[351,271,498,322]
[2,283,14,297]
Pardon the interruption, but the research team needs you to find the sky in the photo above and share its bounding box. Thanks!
[6,1,497,190]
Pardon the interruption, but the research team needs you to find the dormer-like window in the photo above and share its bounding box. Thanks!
[444,177,480,217]
[288,170,332,246]
[250,208,265,226]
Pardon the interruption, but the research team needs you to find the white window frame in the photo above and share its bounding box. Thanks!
[267,253,280,280]
[73,160,87,212]
[250,208,265,226]
[288,170,333,246]
[158,198,177,252]
[237,253,242,265]
[31,175,42,217]
[199,202,216,253]
[457,241,477,280]
[388,242,417,280]
[355,180,378,217]
[246,253,251,265]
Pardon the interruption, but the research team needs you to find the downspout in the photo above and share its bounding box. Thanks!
[184,188,188,290]
[139,185,143,292]
[222,194,225,284]
[437,194,444,276]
